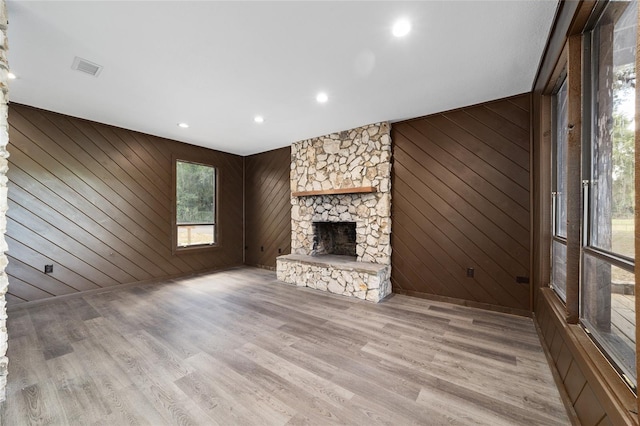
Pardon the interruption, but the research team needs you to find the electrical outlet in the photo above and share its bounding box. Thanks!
[466,268,474,278]
[278,248,282,254]
[44,264,53,274]
[261,246,264,252]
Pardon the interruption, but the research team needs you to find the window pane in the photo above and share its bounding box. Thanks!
[176,161,215,224]
[551,240,567,302]
[555,78,568,238]
[591,1,636,258]
[178,225,215,247]
[176,160,215,247]
[581,252,636,387]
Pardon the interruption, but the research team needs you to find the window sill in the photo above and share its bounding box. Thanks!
[173,244,221,255]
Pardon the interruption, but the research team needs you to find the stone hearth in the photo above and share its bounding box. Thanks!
[277,254,391,302]
[276,122,392,302]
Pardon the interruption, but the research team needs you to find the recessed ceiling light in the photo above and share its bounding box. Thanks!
[392,19,411,37]
[177,122,189,128]
[7,72,16,80]
[316,92,328,103]
[254,115,264,123]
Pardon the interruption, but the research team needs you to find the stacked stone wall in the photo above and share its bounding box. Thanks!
[290,122,392,264]
[277,122,392,303]
[0,0,9,402]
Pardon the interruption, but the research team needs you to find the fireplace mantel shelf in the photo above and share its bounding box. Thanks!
[291,186,376,197]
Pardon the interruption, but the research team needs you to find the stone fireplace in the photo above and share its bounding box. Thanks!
[276,122,392,302]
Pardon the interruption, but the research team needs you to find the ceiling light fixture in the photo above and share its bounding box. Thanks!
[254,115,264,123]
[392,19,411,37]
[7,72,16,80]
[177,122,189,128]
[316,92,328,103]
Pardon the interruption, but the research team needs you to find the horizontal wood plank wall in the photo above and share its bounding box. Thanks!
[6,104,243,305]
[391,94,531,312]
[244,146,291,269]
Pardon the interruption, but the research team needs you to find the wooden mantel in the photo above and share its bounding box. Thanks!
[291,186,377,197]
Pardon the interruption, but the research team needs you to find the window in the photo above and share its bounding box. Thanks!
[582,0,636,389]
[589,2,636,260]
[551,76,569,301]
[175,160,216,249]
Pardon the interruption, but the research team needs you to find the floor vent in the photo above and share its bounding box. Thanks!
[71,56,103,77]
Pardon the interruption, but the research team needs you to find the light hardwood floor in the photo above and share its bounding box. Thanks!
[0,267,570,425]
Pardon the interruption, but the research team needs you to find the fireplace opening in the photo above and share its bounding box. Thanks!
[312,221,356,257]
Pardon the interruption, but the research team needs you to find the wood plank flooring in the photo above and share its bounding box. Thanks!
[0,267,570,425]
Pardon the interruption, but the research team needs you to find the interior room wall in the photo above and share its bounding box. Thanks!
[391,94,532,314]
[244,146,291,269]
[5,104,244,305]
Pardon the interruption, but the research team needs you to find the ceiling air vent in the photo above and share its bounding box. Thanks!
[71,56,103,77]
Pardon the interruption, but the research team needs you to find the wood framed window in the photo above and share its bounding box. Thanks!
[552,75,569,302]
[172,158,218,253]
[535,0,640,420]
[544,0,638,394]
[581,0,637,390]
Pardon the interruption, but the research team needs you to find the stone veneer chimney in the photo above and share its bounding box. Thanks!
[0,0,9,403]
[277,122,392,302]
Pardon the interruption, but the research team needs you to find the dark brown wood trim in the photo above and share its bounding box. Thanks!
[565,34,582,324]
[545,44,568,96]
[531,92,553,306]
[530,3,579,303]
[533,2,597,95]
[541,288,638,424]
[532,1,574,94]
[569,1,600,35]
[393,288,532,318]
[529,90,535,313]
[292,186,376,197]
[243,155,246,265]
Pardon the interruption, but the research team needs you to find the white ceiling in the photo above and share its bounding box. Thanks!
[6,1,558,156]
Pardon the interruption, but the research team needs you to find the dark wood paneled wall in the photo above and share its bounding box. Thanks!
[391,94,531,312]
[6,104,243,305]
[536,289,637,425]
[244,147,291,269]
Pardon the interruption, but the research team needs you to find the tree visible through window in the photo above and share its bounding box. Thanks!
[551,76,568,302]
[582,0,636,389]
[176,160,216,247]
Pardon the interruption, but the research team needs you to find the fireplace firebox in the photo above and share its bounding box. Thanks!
[312,221,356,257]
